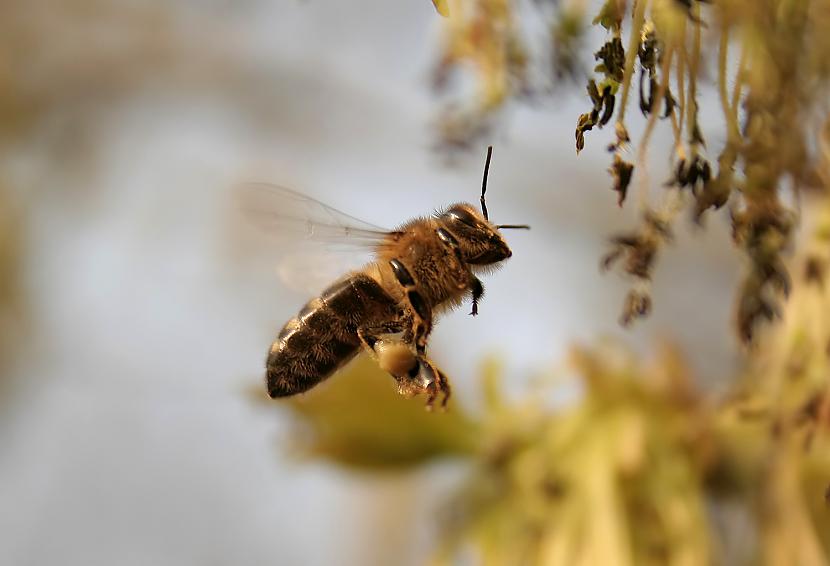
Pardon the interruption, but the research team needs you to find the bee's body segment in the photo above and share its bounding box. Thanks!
[266,273,399,397]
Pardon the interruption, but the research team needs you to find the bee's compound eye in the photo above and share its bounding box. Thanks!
[447,206,478,227]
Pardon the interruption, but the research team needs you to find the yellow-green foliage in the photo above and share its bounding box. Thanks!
[273,356,480,469]
[434,345,712,566]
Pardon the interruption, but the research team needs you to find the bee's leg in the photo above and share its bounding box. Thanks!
[470,277,484,316]
[356,321,405,352]
[357,326,422,395]
[385,350,451,411]
[389,259,434,354]
[437,228,482,316]
[358,326,451,411]
[356,319,421,377]
[409,291,433,354]
[417,355,451,410]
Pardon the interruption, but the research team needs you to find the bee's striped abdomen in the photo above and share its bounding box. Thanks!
[266,273,398,397]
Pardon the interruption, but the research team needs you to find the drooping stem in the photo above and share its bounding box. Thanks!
[731,38,747,116]
[718,26,741,144]
[614,0,648,129]
[636,45,675,209]
[675,21,687,154]
[686,7,701,145]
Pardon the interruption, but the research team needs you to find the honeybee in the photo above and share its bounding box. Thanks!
[240,147,527,410]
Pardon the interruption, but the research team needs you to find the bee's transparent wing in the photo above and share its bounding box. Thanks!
[236,182,391,246]
[233,183,392,294]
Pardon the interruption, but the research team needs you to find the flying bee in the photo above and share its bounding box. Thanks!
[239,147,528,410]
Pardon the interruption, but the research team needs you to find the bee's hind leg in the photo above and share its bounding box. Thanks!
[418,356,451,410]
[392,352,450,410]
[359,327,451,410]
[388,349,451,410]
[357,321,404,352]
[357,323,421,391]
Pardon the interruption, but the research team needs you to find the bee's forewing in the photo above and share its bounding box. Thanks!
[236,183,390,246]
[234,183,390,294]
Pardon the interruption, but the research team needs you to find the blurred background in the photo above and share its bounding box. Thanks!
[0,1,764,564]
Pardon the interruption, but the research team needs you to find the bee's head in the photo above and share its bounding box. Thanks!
[437,204,513,265]
[436,146,528,266]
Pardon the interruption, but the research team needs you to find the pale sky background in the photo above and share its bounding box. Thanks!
[0,1,743,565]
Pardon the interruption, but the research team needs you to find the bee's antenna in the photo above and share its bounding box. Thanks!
[480,146,529,230]
[480,145,493,221]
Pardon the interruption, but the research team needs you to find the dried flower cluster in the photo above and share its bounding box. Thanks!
[430,0,830,343]
[432,0,529,149]
[602,210,673,324]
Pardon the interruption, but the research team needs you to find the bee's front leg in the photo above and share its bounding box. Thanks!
[437,227,482,317]
[470,277,484,316]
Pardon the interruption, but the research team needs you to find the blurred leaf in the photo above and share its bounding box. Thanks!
[432,0,450,17]
[281,356,480,470]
